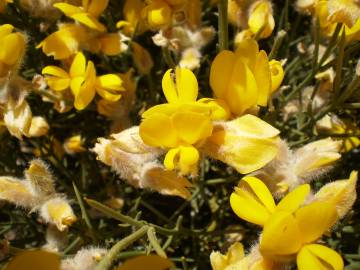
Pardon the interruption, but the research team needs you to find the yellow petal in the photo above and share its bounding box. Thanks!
[254,50,271,106]
[203,115,280,174]
[98,33,122,56]
[42,66,69,78]
[0,32,25,65]
[71,13,106,32]
[53,3,82,15]
[164,147,180,170]
[172,111,213,144]
[46,77,71,91]
[0,24,14,39]
[70,52,87,78]
[297,244,344,270]
[234,39,259,70]
[242,176,276,213]
[231,114,280,138]
[314,171,358,218]
[142,104,178,119]
[96,88,122,102]
[260,211,302,259]
[230,177,275,226]
[269,60,284,93]
[226,57,258,115]
[295,201,338,244]
[210,50,236,98]
[162,68,198,103]
[276,184,310,213]
[178,145,200,174]
[95,74,124,92]
[139,113,178,148]
[197,98,231,120]
[248,1,274,38]
[87,0,109,17]
[71,62,96,111]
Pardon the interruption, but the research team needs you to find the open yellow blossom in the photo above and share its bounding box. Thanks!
[42,52,125,110]
[140,68,214,175]
[0,0,12,13]
[54,0,108,32]
[0,24,26,77]
[210,39,284,116]
[230,176,350,270]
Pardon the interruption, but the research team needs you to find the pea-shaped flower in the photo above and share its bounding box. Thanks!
[230,175,358,270]
[42,52,125,110]
[210,39,284,116]
[139,68,214,175]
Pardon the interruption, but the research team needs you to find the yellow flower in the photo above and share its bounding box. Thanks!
[37,24,88,60]
[248,0,275,39]
[0,24,26,77]
[139,68,216,175]
[116,0,147,35]
[210,39,284,116]
[54,0,108,32]
[230,176,344,270]
[42,52,125,110]
[0,0,12,13]
[141,0,172,29]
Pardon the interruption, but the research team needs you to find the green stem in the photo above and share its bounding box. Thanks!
[217,0,228,51]
[95,226,149,270]
[269,30,287,60]
[147,227,167,258]
[162,47,176,68]
[72,182,97,241]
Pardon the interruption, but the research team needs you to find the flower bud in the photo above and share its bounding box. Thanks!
[40,197,77,231]
[63,135,86,154]
[93,126,192,199]
[28,116,49,137]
